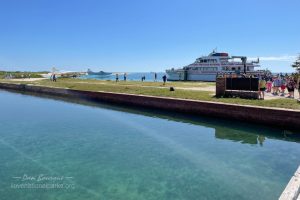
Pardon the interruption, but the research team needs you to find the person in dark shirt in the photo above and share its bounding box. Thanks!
[162,75,167,85]
[287,77,296,98]
[53,74,57,82]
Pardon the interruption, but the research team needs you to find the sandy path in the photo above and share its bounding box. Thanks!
[5,78,47,82]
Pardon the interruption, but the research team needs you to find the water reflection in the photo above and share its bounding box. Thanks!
[1,89,300,200]
[1,89,299,145]
[215,127,266,145]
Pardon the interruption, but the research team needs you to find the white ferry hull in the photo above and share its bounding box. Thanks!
[166,51,260,82]
[166,70,185,81]
[166,71,216,81]
[187,73,216,81]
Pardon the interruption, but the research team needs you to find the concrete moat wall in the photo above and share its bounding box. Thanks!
[0,82,299,131]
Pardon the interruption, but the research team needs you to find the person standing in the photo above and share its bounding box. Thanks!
[286,77,296,98]
[258,78,266,100]
[124,73,127,81]
[297,77,300,100]
[266,79,272,93]
[116,73,119,82]
[154,73,157,82]
[280,78,286,96]
[162,75,167,85]
[273,77,280,95]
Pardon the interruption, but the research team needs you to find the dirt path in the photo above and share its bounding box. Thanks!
[6,78,47,82]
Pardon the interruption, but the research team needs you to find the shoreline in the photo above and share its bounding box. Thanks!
[0,82,299,131]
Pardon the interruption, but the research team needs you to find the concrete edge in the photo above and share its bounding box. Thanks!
[279,166,300,200]
[8,82,299,112]
[0,82,300,130]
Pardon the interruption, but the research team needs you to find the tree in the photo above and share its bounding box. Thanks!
[292,54,300,72]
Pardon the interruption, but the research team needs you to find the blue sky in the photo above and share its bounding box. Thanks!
[0,0,299,72]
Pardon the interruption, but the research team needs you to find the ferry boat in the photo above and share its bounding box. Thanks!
[166,51,260,81]
[87,69,112,76]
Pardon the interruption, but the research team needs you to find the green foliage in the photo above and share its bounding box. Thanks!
[0,71,44,79]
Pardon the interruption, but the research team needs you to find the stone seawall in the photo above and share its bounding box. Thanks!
[1,82,299,131]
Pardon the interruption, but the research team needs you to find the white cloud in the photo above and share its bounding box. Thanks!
[248,55,297,61]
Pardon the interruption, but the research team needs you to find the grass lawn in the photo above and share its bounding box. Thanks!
[1,78,299,110]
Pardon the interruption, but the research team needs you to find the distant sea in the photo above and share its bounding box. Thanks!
[78,71,295,82]
[79,72,165,82]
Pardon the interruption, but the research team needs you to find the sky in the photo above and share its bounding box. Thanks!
[0,0,299,72]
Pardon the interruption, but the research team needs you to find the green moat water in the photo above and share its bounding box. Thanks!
[0,90,299,200]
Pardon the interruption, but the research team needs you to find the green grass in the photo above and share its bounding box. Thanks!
[0,71,45,79]
[1,78,300,110]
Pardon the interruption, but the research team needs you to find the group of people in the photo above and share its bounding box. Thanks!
[258,74,300,100]
[115,73,167,84]
[50,74,57,82]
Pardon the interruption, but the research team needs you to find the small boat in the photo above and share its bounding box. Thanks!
[87,69,112,76]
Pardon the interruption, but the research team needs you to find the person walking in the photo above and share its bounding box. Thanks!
[53,74,57,82]
[162,75,167,85]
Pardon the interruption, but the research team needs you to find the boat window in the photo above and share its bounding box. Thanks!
[203,60,207,63]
